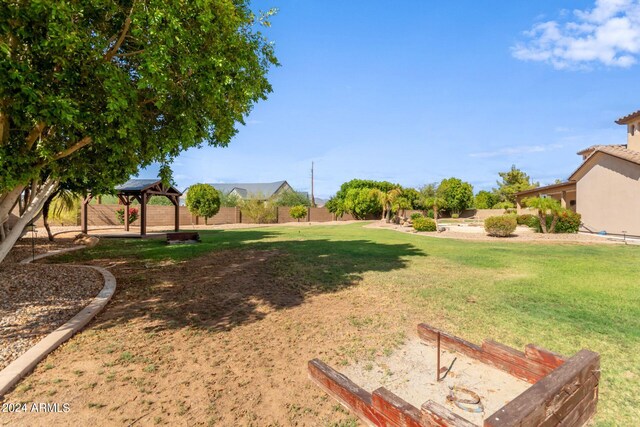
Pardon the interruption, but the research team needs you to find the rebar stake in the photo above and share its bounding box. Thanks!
[436,332,441,382]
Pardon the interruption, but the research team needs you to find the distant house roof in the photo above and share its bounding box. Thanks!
[208,181,289,199]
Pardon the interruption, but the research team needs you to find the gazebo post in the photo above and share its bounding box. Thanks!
[81,194,93,234]
[140,192,147,236]
[173,196,180,232]
[124,195,130,232]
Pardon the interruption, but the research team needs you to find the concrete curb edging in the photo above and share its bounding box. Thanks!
[0,246,116,397]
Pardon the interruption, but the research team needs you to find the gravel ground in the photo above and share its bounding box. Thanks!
[0,238,103,371]
[367,221,624,244]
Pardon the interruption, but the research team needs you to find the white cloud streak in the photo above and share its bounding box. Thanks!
[512,0,640,69]
[469,144,563,158]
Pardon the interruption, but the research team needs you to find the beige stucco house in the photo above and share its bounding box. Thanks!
[516,110,640,236]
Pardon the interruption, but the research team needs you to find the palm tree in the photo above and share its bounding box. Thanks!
[371,188,402,222]
[421,195,446,230]
[523,196,562,233]
[40,188,81,241]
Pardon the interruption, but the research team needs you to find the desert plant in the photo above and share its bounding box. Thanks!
[116,208,139,225]
[484,215,517,237]
[413,216,436,232]
[289,205,308,222]
[186,184,221,224]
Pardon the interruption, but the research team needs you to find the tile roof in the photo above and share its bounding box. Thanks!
[569,145,640,180]
[576,144,626,155]
[615,110,640,125]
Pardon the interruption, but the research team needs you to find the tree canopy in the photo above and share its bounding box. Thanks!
[274,189,310,207]
[0,0,278,262]
[185,184,220,221]
[493,165,539,205]
[474,190,498,209]
[436,177,474,214]
[326,179,400,218]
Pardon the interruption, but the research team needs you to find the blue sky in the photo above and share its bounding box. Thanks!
[141,0,640,198]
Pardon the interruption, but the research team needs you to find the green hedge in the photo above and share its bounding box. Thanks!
[410,212,424,221]
[413,216,436,232]
[517,214,538,228]
[484,215,517,237]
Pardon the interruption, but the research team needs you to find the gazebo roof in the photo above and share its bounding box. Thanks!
[115,179,182,195]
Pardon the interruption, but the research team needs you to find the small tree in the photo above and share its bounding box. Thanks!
[186,184,221,225]
[523,197,562,233]
[437,177,474,216]
[289,205,308,222]
[474,190,497,209]
[241,198,277,224]
[370,188,402,222]
[275,190,310,207]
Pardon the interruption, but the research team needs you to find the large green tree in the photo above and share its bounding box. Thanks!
[326,179,399,218]
[0,1,277,261]
[436,177,474,215]
[493,165,539,205]
[474,190,498,209]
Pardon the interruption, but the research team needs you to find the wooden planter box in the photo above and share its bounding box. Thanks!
[308,323,599,427]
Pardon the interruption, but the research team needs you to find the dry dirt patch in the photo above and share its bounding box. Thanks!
[1,247,421,426]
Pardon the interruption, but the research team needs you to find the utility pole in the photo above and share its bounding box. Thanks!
[311,162,316,207]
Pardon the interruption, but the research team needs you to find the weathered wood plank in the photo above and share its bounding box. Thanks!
[525,344,566,369]
[308,359,380,426]
[481,340,553,384]
[372,388,424,427]
[539,374,598,427]
[417,324,484,360]
[421,400,478,427]
[484,349,599,427]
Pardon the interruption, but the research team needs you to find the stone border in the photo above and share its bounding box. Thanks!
[0,246,116,397]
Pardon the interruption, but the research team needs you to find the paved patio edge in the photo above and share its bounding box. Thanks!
[0,247,116,397]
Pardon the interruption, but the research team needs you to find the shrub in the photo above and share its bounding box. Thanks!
[451,213,460,219]
[492,201,515,210]
[426,209,434,219]
[534,210,581,233]
[556,210,581,233]
[289,205,308,222]
[413,216,436,232]
[115,207,138,225]
[484,215,517,237]
[241,199,277,224]
[517,214,538,228]
[410,212,424,221]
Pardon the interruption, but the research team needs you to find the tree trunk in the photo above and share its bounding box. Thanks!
[537,210,547,233]
[549,213,559,234]
[0,179,58,264]
[433,204,438,229]
[42,190,59,241]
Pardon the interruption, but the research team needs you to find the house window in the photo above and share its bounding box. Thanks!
[570,200,576,207]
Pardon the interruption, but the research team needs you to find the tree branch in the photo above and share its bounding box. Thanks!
[25,121,46,150]
[52,136,92,161]
[104,4,136,61]
[114,49,145,58]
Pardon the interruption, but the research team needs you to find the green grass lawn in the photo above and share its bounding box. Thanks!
[57,223,640,425]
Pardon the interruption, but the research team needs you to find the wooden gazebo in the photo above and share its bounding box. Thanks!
[81,179,182,236]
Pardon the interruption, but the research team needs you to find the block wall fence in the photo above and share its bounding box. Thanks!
[22,205,528,228]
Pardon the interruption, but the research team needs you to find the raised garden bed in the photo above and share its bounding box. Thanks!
[308,323,599,426]
[166,232,200,244]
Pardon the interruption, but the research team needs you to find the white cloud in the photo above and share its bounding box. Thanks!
[513,0,640,69]
[469,144,563,158]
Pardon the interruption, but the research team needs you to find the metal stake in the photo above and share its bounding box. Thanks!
[437,332,441,382]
